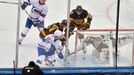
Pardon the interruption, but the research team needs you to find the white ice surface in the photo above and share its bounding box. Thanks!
[0,0,134,68]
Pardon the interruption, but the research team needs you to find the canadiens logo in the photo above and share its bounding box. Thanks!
[32,8,41,15]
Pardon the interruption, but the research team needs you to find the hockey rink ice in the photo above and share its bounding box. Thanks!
[0,0,134,68]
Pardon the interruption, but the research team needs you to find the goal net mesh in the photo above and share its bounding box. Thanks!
[67,29,134,67]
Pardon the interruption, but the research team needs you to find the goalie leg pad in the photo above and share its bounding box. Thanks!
[99,48,109,63]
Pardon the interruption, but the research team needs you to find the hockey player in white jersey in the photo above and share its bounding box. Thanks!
[19,0,48,44]
[36,30,64,66]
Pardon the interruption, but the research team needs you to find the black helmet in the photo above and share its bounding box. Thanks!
[76,5,83,15]
[61,19,67,26]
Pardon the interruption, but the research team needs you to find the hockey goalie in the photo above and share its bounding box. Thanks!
[77,32,133,63]
[36,30,64,66]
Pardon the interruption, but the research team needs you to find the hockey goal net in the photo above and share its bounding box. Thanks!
[68,29,134,67]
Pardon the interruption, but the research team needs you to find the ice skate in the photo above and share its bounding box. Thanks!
[18,33,26,45]
[45,61,54,67]
[18,39,23,45]
[36,60,43,65]
[45,57,56,67]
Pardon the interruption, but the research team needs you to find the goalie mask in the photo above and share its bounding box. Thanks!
[76,5,83,15]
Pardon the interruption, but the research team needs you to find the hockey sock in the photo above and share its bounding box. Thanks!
[22,27,30,35]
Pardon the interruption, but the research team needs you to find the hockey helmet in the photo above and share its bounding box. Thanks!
[76,5,83,15]
[54,30,63,37]
[45,34,54,43]
[61,19,67,26]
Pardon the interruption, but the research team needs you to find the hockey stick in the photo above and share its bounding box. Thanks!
[61,49,83,65]
[68,49,82,56]
[24,9,42,31]
[24,9,35,20]
[64,43,70,54]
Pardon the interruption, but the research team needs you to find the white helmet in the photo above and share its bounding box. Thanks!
[45,34,54,43]
[54,30,62,37]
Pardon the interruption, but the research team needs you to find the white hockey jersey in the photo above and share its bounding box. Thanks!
[38,34,62,52]
[23,0,48,21]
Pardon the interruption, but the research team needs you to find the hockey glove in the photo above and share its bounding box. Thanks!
[33,20,41,27]
[21,2,28,10]
[85,22,91,29]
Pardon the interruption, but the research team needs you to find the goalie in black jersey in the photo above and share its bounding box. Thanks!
[78,34,133,63]
[39,19,67,38]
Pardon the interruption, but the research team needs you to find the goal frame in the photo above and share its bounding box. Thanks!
[73,29,134,67]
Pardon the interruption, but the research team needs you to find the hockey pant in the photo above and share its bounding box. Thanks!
[37,44,56,64]
[25,18,44,31]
